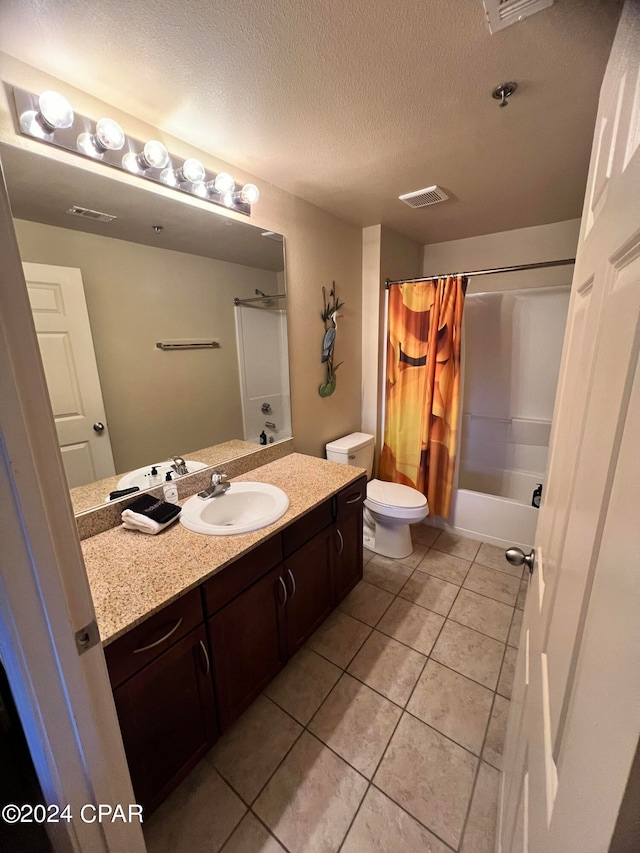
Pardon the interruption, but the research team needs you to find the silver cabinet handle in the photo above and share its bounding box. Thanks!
[287,568,296,598]
[199,639,210,676]
[133,617,183,654]
[336,528,344,555]
[506,547,536,575]
[277,576,288,606]
[346,492,362,504]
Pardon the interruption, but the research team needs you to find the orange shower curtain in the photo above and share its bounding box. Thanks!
[379,275,465,518]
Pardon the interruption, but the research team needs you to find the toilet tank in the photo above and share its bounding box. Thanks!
[325,432,374,479]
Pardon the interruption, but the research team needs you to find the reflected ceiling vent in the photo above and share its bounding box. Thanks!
[66,205,116,223]
[482,0,553,34]
[398,185,449,208]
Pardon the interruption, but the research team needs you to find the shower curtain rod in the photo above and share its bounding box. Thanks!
[233,293,286,306]
[385,257,576,287]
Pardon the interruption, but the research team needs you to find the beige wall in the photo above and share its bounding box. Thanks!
[14,219,282,473]
[361,225,422,471]
[0,55,363,459]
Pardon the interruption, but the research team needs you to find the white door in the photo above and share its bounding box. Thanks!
[498,4,640,852]
[23,262,116,487]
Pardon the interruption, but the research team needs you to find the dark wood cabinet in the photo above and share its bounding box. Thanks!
[333,476,366,602]
[111,623,217,815]
[105,476,366,812]
[208,564,286,730]
[284,523,335,655]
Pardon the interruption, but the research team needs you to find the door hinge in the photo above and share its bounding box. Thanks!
[75,619,100,655]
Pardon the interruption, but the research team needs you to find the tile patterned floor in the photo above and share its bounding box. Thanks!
[144,527,527,853]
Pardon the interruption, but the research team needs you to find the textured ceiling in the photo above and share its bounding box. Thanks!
[0,0,621,244]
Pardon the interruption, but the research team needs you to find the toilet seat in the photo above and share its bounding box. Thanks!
[365,478,428,521]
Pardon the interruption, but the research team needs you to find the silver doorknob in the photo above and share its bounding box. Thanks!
[93,422,105,432]
[505,547,535,574]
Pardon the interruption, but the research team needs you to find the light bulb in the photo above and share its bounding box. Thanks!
[213,172,235,194]
[192,181,208,198]
[140,140,169,170]
[240,183,260,205]
[179,158,205,183]
[20,90,74,137]
[221,191,235,208]
[77,117,125,157]
[123,140,169,172]
[159,168,178,187]
[38,90,74,130]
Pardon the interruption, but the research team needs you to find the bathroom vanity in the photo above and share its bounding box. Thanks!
[81,453,366,815]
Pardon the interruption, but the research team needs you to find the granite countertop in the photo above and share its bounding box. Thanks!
[81,453,366,647]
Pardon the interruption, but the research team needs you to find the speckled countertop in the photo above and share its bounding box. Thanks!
[81,453,366,647]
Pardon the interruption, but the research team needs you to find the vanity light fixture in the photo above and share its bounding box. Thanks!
[77,117,126,157]
[13,86,259,216]
[19,89,74,137]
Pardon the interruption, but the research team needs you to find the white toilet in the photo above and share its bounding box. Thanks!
[326,432,429,559]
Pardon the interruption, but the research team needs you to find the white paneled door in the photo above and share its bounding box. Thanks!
[498,4,640,852]
[23,262,115,487]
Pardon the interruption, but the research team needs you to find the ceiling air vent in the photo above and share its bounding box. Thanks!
[482,0,553,34]
[65,205,116,223]
[398,186,449,209]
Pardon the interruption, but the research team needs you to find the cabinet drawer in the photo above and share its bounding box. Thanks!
[336,476,367,518]
[282,499,333,558]
[203,534,282,615]
[105,587,203,689]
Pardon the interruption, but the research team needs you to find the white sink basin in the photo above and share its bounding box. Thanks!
[179,482,289,536]
[116,460,209,491]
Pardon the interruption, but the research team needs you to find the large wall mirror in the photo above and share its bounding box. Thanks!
[1,144,291,512]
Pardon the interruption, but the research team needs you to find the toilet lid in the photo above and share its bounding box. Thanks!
[367,479,428,509]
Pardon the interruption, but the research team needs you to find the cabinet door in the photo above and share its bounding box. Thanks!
[208,564,286,731]
[334,478,365,603]
[112,624,217,815]
[284,525,334,655]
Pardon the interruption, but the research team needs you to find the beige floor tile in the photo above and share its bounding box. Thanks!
[407,660,493,755]
[497,646,518,700]
[364,555,414,594]
[305,609,371,668]
[432,620,505,690]
[144,762,246,853]
[210,695,302,803]
[464,564,520,606]
[416,549,471,585]
[460,761,501,853]
[433,530,481,561]
[308,673,401,777]
[516,576,529,610]
[475,543,523,578]
[347,630,426,706]
[338,580,394,626]
[363,547,375,566]
[508,608,524,648]
[411,523,441,547]
[397,542,429,569]
[399,570,459,616]
[449,588,513,642]
[341,785,450,853]
[376,597,445,656]
[221,813,286,853]
[483,695,510,770]
[374,713,477,849]
[264,648,341,725]
[254,732,367,853]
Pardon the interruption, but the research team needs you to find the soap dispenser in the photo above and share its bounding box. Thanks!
[163,471,179,505]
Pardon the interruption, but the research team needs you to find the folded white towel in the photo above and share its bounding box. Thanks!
[121,509,180,535]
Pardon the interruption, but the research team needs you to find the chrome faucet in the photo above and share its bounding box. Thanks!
[197,471,230,499]
[170,456,189,476]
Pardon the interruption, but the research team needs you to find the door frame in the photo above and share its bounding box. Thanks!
[0,163,146,850]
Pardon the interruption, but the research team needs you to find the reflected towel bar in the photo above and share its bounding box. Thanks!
[156,340,220,350]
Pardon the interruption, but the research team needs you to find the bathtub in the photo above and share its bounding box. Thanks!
[425,469,542,550]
